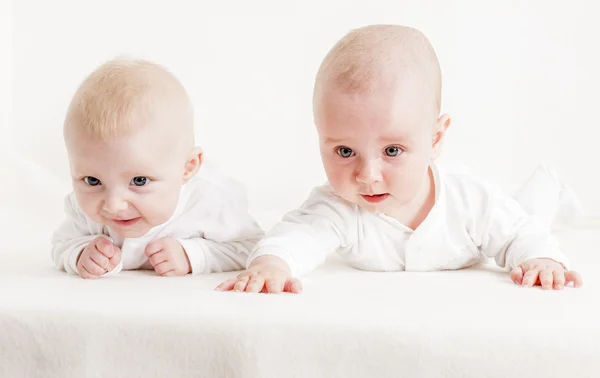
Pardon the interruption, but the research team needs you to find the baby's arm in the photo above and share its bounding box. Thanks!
[469,185,582,289]
[51,194,120,277]
[166,232,263,275]
[160,176,266,276]
[217,187,354,294]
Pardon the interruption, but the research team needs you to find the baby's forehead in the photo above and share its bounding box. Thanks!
[317,80,436,122]
[66,101,186,143]
[68,124,182,166]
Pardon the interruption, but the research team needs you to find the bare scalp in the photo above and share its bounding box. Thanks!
[314,25,442,116]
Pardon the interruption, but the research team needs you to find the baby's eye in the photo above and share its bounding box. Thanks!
[131,176,149,187]
[385,146,402,157]
[83,176,101,186]
[336,147,355,158]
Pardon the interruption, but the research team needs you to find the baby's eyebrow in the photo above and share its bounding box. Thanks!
[379,134,412,143]
[323,136,348,144]
[70,168,95,177]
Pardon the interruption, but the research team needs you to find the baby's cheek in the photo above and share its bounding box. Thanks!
[143,191,180,224]
[385,176,418,203]
[329,176,354,198]
[74,192,101,220]
[325,164,351,187]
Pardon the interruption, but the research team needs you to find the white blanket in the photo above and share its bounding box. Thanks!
[1,227,599,378]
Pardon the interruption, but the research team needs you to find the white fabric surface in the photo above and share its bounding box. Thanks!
[2,147,600,378]
[1,228,599,378]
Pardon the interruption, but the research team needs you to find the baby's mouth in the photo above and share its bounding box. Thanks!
[112,217,141,227]
[360,193,389,204]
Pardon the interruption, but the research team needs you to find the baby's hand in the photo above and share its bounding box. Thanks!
[76,236,122,279]
[510,258,583,290]
[216,255,303,294]
[144,237,191,277]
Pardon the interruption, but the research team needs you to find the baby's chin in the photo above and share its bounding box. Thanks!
[355,202,388,215]
[112,228,151,239]
[105,218,162,239]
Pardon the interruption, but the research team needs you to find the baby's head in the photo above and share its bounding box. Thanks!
[313,24,451,214]
[64,58,201,238]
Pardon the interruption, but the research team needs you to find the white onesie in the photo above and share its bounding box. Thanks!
[248,164,578,277]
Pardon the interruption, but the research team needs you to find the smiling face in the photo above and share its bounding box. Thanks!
[66,120,198,238]
[63,58,200,238]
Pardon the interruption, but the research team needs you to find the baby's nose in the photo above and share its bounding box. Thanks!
[102,193,128,214]
[356,160,382,184]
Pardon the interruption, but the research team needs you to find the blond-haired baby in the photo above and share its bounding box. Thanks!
[52,58,263,278]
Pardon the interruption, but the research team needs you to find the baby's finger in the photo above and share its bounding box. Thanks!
[233,276,250,292]
[79,267,97,279]
[539,269,553,290]
[565,271,583,288]
[89,250,110,271]
[144,240,163,257]
[284,278,303,294]
[153,261,173,276]
[552,270,565,290]
[160,236,179,250]
[522,269,539,287]
[246,276,266,293]
[148,251,168,267]
[109,246,122,267]
[77,262,94,279]
[266,278,286,294]
[82,258,105,277]
[509,266,524,285]
[95,238,115,258]
[215,278,238,291]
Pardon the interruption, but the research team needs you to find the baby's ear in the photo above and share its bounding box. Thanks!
[431,114,451,160]
[183,147,203,182]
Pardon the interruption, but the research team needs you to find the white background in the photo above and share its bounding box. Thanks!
[1,0,11,145]
[5,0,600,217]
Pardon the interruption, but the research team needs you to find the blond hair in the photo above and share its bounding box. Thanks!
[314,24,442,114]
[64,58,193,141]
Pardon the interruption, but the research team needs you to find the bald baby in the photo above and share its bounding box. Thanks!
[218,24,583,295]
